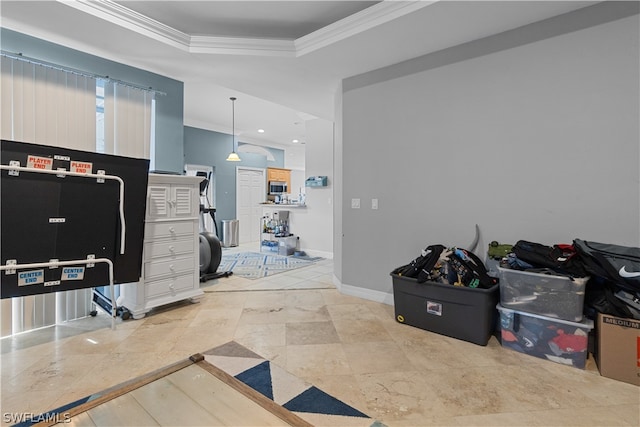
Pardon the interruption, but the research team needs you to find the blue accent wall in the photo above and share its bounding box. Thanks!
[269,148,285,166]
[183,126,284,232]
[239,142,285,167]
[1,29,185,173]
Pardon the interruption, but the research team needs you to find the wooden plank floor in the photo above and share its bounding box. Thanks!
[58,363,303,426]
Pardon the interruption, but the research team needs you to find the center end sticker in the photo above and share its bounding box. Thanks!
[18,270,44,286]
[61,267,85,281]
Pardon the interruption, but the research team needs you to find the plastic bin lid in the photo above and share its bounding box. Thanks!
[496,304,593,329]
[497,266,589,285]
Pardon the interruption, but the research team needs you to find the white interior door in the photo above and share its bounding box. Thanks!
[237,167,266,244]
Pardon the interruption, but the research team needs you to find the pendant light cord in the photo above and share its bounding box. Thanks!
[231,97,236,152]
[226,97,241,161]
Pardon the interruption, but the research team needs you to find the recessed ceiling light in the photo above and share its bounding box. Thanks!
[258,129,265,133]
[292,139,299,143]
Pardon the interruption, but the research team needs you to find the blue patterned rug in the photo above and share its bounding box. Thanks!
[203,341,382,427]
[219,252,316,279]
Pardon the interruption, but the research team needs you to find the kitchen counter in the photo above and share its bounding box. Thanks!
[260,204,305,251]
[259,203,306,208]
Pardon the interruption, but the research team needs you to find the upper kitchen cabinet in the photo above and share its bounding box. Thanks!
[267,167,291,189]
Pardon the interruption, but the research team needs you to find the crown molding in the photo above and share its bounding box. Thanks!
[295,0,438,56]
[57,0,191,50]
[58,0,437,57]
[189,36,295,57]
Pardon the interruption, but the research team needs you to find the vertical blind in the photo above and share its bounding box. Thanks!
[0,57,97,149]
[104,83,153,158]
[0,54,153,337]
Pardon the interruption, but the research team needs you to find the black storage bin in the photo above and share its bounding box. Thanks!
[391,273,500,346]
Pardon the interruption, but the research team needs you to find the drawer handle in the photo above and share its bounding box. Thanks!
[169,227,175,233]
[169,283,176,294]
[169,264,175,271]
[168,245,175,253]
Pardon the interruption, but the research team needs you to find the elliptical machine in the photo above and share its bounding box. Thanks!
[196,171,232,282]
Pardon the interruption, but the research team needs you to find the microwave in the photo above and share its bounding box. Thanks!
[269,181,287,194]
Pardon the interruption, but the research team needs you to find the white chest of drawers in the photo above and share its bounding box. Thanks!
[120,174,203,319]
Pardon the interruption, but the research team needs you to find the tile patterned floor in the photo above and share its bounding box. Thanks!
[1,243,639,426]
[203,341,373,426]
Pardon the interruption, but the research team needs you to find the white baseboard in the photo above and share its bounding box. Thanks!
[304,249,333,259]
[333,274,394,306]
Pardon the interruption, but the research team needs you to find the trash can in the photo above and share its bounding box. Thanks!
[221,219,239,247]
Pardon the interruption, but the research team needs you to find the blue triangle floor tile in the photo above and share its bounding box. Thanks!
[283,386,369,418]
[235,360,273,400]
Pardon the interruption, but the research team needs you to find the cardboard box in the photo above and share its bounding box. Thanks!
[497,304,593,369]
[597,313,640,386]
[391,273,499,346]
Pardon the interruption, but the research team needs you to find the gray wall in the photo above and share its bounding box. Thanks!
[334,85,344,282]
[1,29,185,173]
[339,7,639,298]
[183,126,284,232]
[293,118,334,257]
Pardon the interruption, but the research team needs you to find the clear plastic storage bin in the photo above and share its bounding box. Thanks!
[497,266,587,322]
[497,304,593,369]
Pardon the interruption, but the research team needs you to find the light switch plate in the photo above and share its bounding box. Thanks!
[372,198,378,210]
[351,198,360,209]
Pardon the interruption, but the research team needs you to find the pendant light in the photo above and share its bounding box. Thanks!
[226,96,241,161]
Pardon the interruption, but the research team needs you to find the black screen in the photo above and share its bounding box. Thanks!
[1,139,149,298]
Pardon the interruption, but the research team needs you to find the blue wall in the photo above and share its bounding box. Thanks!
[183,126,284,232]
[239,142,286,166]
[1,29,185,173]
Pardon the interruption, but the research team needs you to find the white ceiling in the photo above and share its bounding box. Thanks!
[1,0,598,168]
[113,1,382,39]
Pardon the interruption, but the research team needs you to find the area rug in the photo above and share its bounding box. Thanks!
[218,251,316,279]
[203,341,382,427]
